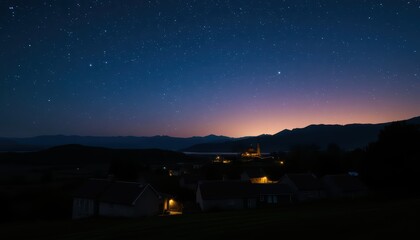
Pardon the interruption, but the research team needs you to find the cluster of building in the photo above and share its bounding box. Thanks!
[72,172,368,219]
[196,173,368,211]
[72,179,182,219]
[72,144,368,219]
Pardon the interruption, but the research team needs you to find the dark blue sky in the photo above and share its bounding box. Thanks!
[1,0,419,137]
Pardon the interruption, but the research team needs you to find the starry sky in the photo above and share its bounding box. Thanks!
[1,0,419,138]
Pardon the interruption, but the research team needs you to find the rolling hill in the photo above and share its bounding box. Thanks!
[1,116,419,153]
[0,134,233,152]
[183,116,420,153]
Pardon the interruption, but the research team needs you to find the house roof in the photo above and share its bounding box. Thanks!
[72,179,111,199]
[198,181,255,200]
[323,175,368,192]
[99,182,160,205]
[283,174,323,191]
[73,179,161,205]
[255,183,293,195]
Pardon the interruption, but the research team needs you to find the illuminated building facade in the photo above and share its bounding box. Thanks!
[241,143,261,158]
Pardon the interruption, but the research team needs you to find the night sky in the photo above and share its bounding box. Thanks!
[1,1,419,138]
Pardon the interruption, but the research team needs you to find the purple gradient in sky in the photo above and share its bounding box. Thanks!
[0,1,419,137]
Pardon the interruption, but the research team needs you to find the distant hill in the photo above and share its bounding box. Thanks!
[0,139,41,152]
[1,116,419,153]
[0,144,188,165]
[0,134,233,152]
[183,116,420,153]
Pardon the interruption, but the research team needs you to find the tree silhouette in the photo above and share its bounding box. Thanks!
[364,121,420,192]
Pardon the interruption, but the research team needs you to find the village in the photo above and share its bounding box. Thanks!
[0,121,418,238]
[72,144,369,219]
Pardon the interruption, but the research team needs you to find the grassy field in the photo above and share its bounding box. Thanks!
[2,197,419,240]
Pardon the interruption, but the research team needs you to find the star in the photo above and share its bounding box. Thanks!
[0,0,418,138]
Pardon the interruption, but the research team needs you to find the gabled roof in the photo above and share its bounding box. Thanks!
[198,181,255,200]
[99,182,159,205]
[255,183,292,195]
[73,179,161,205]
[283,174,323,191]
[323,174,368,192]
[72,179,111,199]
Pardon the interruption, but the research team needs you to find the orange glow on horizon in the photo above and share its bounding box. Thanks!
[93,96,419,138]
[184,106,419,138]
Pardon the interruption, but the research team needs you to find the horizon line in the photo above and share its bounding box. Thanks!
[1,115,418,139]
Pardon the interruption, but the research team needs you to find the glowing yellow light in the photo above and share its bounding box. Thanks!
[262,176,268,183]
[169,199,175,207]
[279,161,284,165]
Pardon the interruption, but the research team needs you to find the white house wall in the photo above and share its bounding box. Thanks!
[72,198,95,219]
[99,202,136,217]
[196,185,204,210]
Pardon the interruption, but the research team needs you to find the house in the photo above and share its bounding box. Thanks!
[72,179,110,219]
[322,174,368,198]
[98,181,163,218]
[196,181,293,211]
[240,168,271,183]
[280,174,325,202]
[196,181,257,211]
[255,183,293,206]
[72,179,174,219]
[179,174,201,191]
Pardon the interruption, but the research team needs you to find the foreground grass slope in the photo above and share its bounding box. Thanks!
[3,198,419,240]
